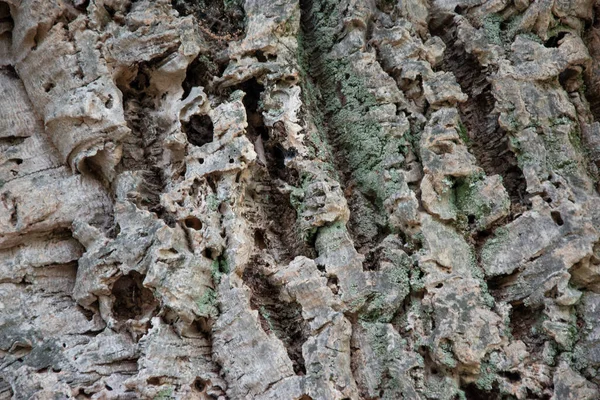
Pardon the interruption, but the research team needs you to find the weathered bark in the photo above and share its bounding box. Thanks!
[2,0,600,399]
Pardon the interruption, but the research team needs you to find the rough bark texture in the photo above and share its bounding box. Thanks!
[2,0,600,399]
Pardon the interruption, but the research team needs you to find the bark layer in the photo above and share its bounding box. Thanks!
[2,0,600,399]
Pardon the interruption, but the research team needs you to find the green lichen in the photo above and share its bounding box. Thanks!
[480,226,510,270]
[211,256,229,285]
[482,15,503,46]
[196,288,218,317]
[297,0,410,238]
[543,341,558,366]
[154,387,174,400]
[475,358,499,391]
[259,306,277,333]
[206,193,220,212]
[422,375,465,400]
[360,293,389,322]
[483,14,541,47]
[454,174,504,231]
[211,260,222,284]
[438,341,458,368]
[457,121,470,145]
[409,267,425,291]
[542,127,583,177]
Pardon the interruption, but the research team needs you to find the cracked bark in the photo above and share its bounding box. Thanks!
[2,0,600,399]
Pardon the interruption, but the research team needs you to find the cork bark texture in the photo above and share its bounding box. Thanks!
[2,0,600,399]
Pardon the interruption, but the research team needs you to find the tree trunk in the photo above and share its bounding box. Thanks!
[2,0,600,398]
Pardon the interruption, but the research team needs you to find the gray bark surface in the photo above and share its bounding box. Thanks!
[1,0,600,399]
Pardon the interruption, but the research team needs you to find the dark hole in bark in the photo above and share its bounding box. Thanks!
[254,230,267,250]
[241,78,267,140]
[1,66,18,81]
[206,176,218,192]
[184,216,203,230]
[500,371,521,382]
[104,5,116,17]
[327,276,339,294]
[183,114,214,147]
[545,32,568,48]
[130,70,149,91]
[255,50,268,62]
[272,145,286,170]
[181,53,221,98]
[463,382,502,400]
[73,0,89,10]
[363,249,380,271]
[203,247,218,260]
[77,303,96,321]
[0,2,11,22]
[192,377,208,392]
[551,211,564,226]
[111,271,157,321]
[146,377,161,385]
[43,82,55,93]
[510,302,545,356]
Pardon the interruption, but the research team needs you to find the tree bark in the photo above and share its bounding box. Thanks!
[1,0,600,398]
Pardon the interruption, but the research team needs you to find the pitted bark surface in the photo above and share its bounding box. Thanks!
[2,0,600,399]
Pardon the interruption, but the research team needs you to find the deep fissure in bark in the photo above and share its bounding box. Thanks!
[117,62,179,227]
[584,10,600,122]
[171,0,245,37]
[430,22,529,209]
[299,0,391,254]
[242,261,309,375]
[240,77,314,263]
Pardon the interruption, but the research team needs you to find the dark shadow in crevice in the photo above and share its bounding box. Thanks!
[116,62,182,227]
[430,22,530,209]
[236,77,313,262]
[462,382,502,400]
[171,0,245,37]
[509,302,545,358]
[111,271,158,322]
[584,14,600,121]
[181,53,226,98]
[240,78,268,141]
[243,262,309,375]
[544,31,568,48]
[183,114,214,147]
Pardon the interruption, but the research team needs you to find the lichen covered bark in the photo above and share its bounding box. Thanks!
[2,0,600,399]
